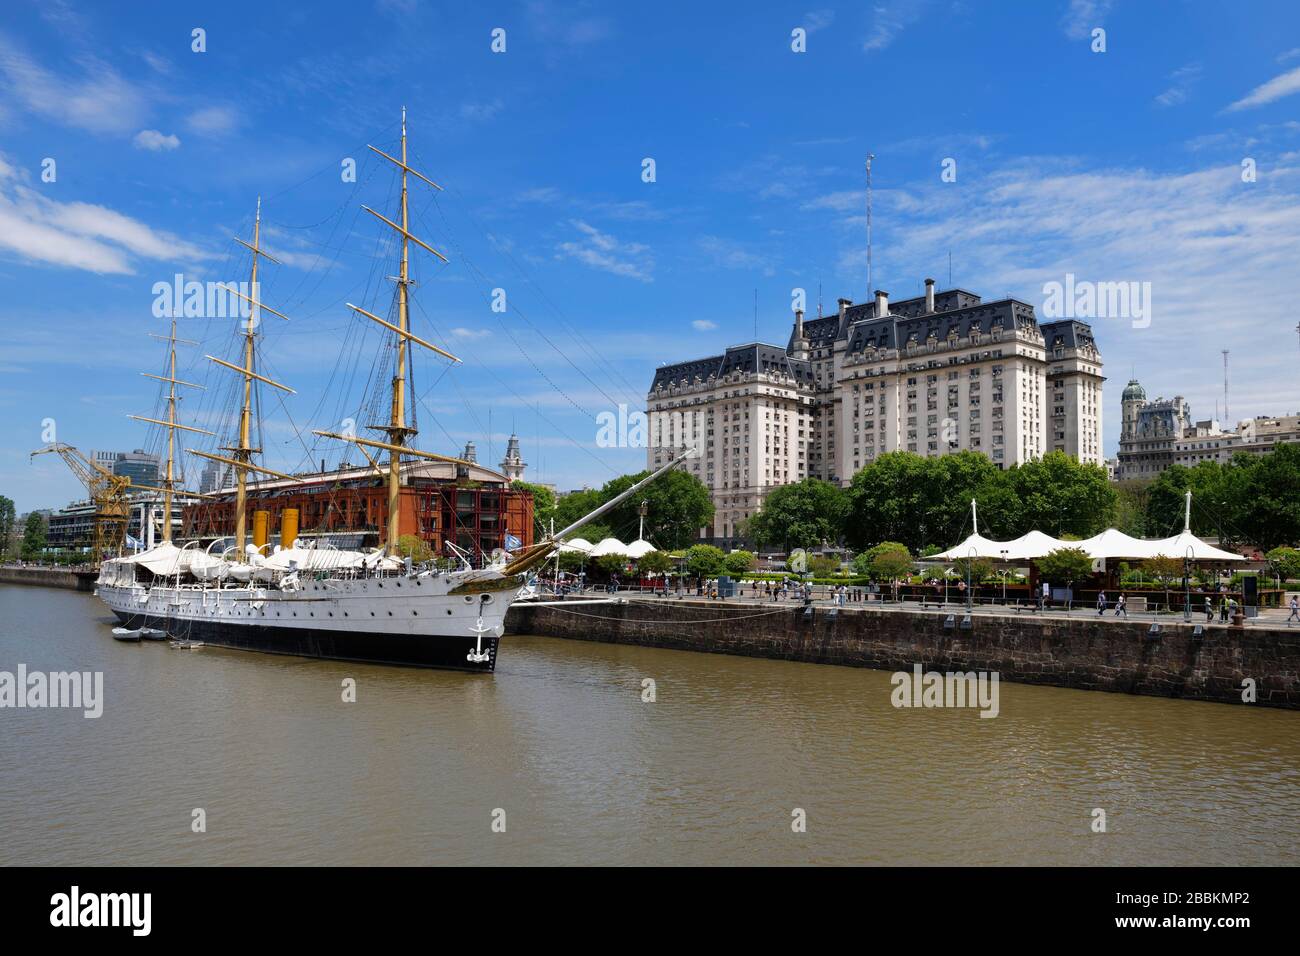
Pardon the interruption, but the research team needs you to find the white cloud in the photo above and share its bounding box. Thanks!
[863,0,928,52]
[1226,65,1300,112]
[0,34,150,135]
[451,327,492,339]
[0,155,208,274]
[133,129,181,151]
[698,235,773,274]
[186,105,240,136]
[822,155,1300,436]
[804,9,835,33]
[139,51,172,74]
[556,220,652,282]
[1060,0,1113,41]
[1154,63,1201,108]
[692,320,718,331]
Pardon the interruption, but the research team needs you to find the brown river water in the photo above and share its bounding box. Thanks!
[1,584,1298,865]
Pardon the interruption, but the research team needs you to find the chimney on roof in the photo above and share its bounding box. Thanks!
[837,297,851,323]
[874,289,889,317]
[924,277,935,314]
[792,308,809,360]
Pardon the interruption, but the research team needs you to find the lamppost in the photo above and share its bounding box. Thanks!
[966,546,976,613]
[999,548,1009,604]
[1184,544,1194,623]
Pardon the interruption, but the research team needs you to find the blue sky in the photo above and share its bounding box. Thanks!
[3,0,1300,513]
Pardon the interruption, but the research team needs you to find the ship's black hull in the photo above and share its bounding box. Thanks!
[111,610,499,673]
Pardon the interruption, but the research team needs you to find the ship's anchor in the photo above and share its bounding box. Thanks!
[467,615,493,664]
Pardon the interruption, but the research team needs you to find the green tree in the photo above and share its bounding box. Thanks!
[747,478,847,551]
[723,550,756,575]
[951,556,994,582]
[1266,547,1300,582]
[844,453,935,552]
[20,512,47,560]
[1142,554,1184,587]
[864,542,914,582]
[809,554,839,577]
[1112,479,1154,536]
[394,534,432,563]
[0,495,15,559]
[598,470,714,549]
[552,488,604,532]
[1233,444,1300,551]
[685,544,726,577]
[512,481,556,537]
[593,554,627,577]
[1036,547,1094,586]
[1005,451,1116,538]
[1146,462,1232,540]
[637,550,674,575]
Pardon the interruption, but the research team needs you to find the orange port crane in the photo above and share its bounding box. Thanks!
[30,443,133,563]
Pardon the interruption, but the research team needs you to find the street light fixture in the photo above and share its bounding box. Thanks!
[966,546,976,614]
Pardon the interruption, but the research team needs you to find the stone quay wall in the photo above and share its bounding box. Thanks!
[506,598,1300,709]
[0,566,98,591]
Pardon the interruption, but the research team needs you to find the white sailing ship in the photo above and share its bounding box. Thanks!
[96,111,685,672]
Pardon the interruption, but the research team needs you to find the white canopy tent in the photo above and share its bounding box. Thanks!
[557,537,595,554]
[589,537,631,558]
[930,493,1243,563]
[624,539,658,559]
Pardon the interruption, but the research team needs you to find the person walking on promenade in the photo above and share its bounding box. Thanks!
[1219,597,1229,623]
[1040,579,1050,611]
[1114,594,1127,618]
[1204,596,1213,623]
[1097,590,1108,615]
[1288,595,1300,624]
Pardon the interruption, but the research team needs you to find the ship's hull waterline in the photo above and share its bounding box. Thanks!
[95,574,522,673]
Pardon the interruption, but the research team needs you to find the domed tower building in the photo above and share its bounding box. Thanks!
[1115,377,1191,480]
[1120,379,1145,443]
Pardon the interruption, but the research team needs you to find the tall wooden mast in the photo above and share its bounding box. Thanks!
[386,108,414,556]
[188,198,302,560]
[130,320,214,542]
[313,108,467,557]
[233,198,263,557]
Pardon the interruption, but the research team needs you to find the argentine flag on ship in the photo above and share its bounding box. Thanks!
[125,534,143,552]
[505,534,522,551]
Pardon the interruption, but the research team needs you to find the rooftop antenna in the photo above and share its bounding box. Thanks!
[948,250,952,287]
[1221,349,1230,422]
[817,278,822,319]
[865,153,875,298]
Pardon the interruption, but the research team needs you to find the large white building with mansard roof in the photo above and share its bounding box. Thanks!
[648,281,1104,550]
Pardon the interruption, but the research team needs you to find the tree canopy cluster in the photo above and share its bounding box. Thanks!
[745,451,1116,555]
[518,469,714,551]
[1122,444,1300,552]
[742,446,1300,555]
